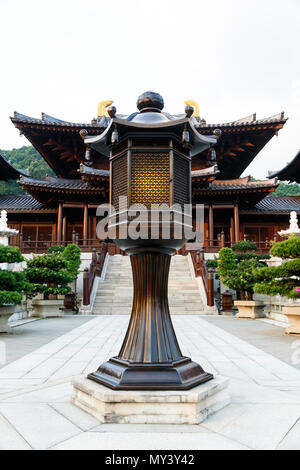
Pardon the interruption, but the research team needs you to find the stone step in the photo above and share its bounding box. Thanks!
[93,307,204,315]
[92,254,204,315]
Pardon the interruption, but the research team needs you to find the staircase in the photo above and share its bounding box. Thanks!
[92,255,206,315]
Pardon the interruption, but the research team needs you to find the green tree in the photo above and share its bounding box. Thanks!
[0,246,24,263]
[218,246,266,300]
[218,247,236,278]
[273,182,300,196]
[255,236,300,299]
[25,253,72,300]
[62,244,81,280]
[0,245,28,306]
[48,244,81,280]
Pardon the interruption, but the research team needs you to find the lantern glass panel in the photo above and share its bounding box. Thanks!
[112,154,128,211]
[173,154,190,208]
[131,153,170,207]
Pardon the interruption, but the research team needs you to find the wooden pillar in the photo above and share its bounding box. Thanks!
[62,216,67,245]
[208,205,214,247]
[230,217,234,246]
[83,268,90,306]
[207,269,214,307]
[83,204,88,246]
[221,230,225,248]
[92,216,97,241]
[88,215,92,244]
[57,201,63,244]
[234,204,240,242]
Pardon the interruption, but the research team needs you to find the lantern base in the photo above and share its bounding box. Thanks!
[87,356,213,391]
[72,375,230,425]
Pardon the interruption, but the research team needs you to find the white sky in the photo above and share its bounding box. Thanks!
[0,0,299,178]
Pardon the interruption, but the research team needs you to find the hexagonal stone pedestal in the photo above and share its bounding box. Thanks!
[283,304,300,335]
[234,300,265,319]
[72,375,230,425]
[0,306,14,333]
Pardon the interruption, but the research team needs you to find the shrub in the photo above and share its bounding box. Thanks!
[0,245,28,306]
[0,291,23,306]
[0,245,24,263]
[270,236,300,259]
[206,259,218,270]
[0,270,25,291]
[0,246,26,306]
[27,254,67,270]
[254,236,300,299]
[218,248,236,277]
[47,245,65,254]
[235,252,270,263]
[218,247,264,300]
[25,253,72,300]
[47,244,81,280]
[232,240,257,252]
[62,244,81,280]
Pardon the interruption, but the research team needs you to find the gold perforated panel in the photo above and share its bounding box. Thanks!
[173,154,190,208]
[112,155,128,211]
[131,153,170,208]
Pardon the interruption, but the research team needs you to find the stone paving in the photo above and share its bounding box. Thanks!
[204,316,300,371]
[0,315,300,450]
[1,317,92,366]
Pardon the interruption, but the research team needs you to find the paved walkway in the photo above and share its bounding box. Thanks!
[1,316,92,366]
[204,316,300,370]
[0,315,300,450]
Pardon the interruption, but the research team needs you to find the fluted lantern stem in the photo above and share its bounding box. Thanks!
[119,253,182,363]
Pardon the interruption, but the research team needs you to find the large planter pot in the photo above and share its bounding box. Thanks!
[234,300,265,319]
[64,293,77,313]
[221,290,233,316]
[0,305,15,333]
[31,299,64,318]
[282,304,300,335]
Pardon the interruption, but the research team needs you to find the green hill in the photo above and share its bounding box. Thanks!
[0,146,54,195]
[272,182,300,196]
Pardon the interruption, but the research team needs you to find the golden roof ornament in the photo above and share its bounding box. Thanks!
[97,100,114,117]
[184,100,200,117]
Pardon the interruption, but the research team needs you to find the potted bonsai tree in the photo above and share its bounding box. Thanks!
[0,245,26,333]
[254,236,300,334]
[48,244,81,313]
[218,242,267,319]
[25,251,72,318]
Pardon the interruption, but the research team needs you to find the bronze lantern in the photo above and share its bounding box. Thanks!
[84,91,217,390]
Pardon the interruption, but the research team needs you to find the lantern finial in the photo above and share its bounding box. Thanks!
[137,91,164,112]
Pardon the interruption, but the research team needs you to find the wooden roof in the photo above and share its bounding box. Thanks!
[0,195,52,213]
[11,110,287,180]
[268,150,300,183]
[0,152,27,181]
[241,195,300,214]
[11,112,108,179]
[193,112,287,179]
[192,177,279,205]
[19,175,108,204]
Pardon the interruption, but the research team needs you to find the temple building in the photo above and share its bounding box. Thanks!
[0,95,298,253]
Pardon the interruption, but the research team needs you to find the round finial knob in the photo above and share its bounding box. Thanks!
[79,129,88,140]
[213,128,222,138]
[107,106,117,118]
[185,105,194,118]
[137,91,164,112]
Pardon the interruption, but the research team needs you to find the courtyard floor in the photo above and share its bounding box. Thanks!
[0,315,300,450]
